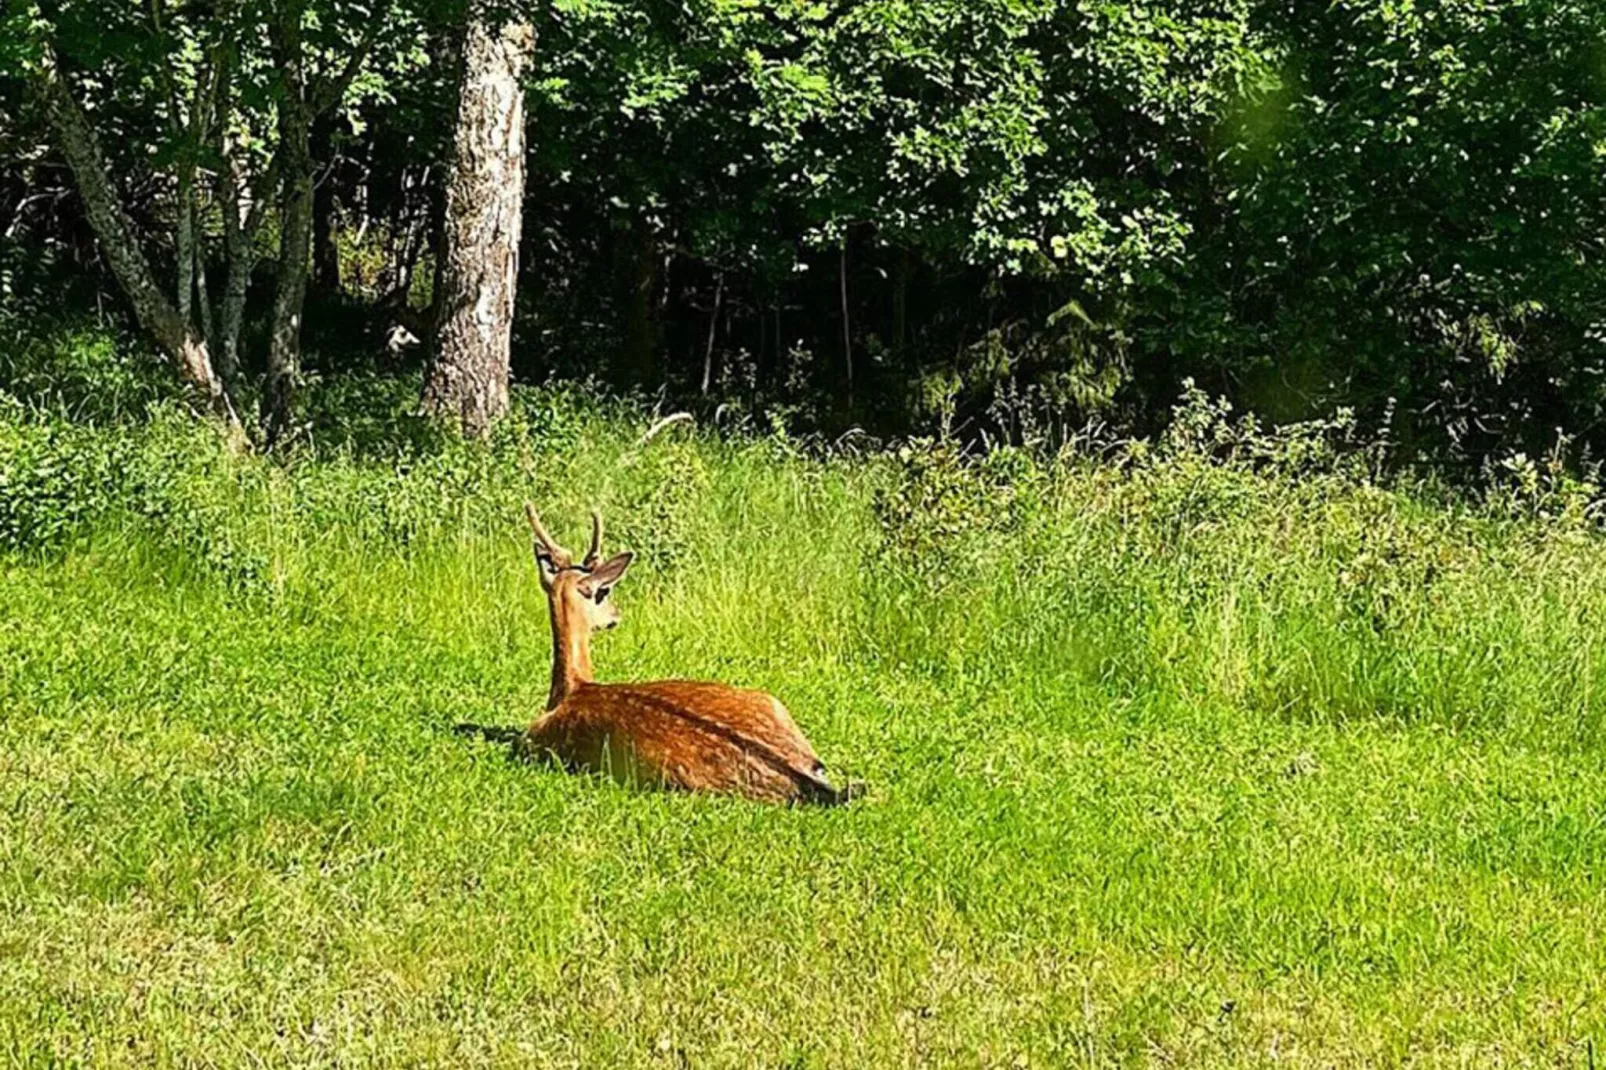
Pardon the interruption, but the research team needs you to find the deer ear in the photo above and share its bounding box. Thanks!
[588,551,634,591]
[534,547,561,590]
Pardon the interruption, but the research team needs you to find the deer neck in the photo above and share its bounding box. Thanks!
[546,592,594,709]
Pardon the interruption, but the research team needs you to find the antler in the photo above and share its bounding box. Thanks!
[583,508,604,568]
[524,502,574,569]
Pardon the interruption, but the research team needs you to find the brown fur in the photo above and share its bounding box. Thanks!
[526,681,843,802]
[519,510,855,805]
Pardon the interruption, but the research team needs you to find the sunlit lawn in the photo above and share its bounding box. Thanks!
[3,408,1605,1066]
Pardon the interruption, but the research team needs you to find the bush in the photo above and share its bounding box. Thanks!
[0,397,134,552]
[0,316,181,422]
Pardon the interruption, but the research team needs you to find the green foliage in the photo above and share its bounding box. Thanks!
[515,0,1606,453]
[611,435,714,576]
[0,331,618,580]
[1177,0,1606,448]
[0,399,129,551]
[1155,377,1376,480]
[11,0,1606,467]
[1485,435,1606,527]
[530,0,1264,278]
[0,315,183,421]
[872,435,1039,585]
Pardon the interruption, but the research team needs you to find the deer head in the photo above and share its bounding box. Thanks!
[525,503,635,633]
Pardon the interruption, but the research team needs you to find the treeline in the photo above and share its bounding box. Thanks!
[2,1,1605,466]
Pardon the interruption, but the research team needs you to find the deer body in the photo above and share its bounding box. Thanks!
[518,505,856,806]
[528,680,845,802]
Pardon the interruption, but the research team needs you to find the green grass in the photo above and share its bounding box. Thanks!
[3,389,1606,1066]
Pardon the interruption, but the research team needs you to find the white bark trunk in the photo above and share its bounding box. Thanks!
[421,11,534,437]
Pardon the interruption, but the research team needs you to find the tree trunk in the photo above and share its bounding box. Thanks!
[617,216,660,387]
[839,239,853,408]
[312,116,342,293]
[421,10,534,436]
[264,7,315,446]
[265,111,313,444]
[701,271,723,395]
[892,245,909,367]
[195,233,215,349]
[31,44,242,438]
[218,207,252,386]
[176,166,196,327]
[213,39,249,387]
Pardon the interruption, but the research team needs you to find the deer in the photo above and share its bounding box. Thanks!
[517,503,861,806]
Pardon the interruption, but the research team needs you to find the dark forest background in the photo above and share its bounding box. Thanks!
[3,0,1605,472]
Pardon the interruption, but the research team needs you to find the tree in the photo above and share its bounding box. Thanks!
[24,25,244,440]
[11,0,1606,465]
[10,0,411,446]
[1175,0,1606,455]
[262,0,396,445]
[422,6,535,436]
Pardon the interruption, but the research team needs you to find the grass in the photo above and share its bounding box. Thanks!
[3,383,1606,1066]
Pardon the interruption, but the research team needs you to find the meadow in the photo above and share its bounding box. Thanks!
[3,366,1606,1067]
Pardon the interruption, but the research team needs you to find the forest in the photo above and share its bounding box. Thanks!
[6,2,1606,1066]
[4,0,1604,462]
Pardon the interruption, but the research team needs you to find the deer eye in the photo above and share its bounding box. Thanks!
[595,587,610,604]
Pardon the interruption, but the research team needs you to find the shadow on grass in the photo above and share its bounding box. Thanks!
[452,722,527,749]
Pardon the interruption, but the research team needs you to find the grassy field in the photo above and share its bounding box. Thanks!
[3,385,1606,1066]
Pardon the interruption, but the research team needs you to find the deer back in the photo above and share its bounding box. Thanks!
[530,679,829,802]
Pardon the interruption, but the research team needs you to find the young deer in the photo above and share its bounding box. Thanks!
[519,503,860,805]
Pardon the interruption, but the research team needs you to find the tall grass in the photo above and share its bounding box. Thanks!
[3,360,1606,1065]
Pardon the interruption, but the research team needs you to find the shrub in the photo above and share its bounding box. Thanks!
[0,399,131,552]
[0,316,180,422]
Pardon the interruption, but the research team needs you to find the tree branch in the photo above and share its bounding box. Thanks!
[149,0,186,141]
[310,0,394,117]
